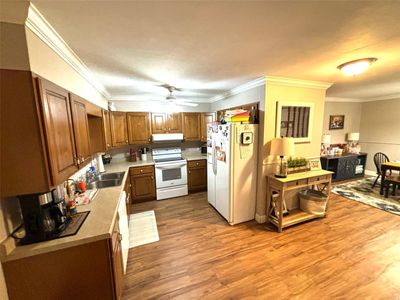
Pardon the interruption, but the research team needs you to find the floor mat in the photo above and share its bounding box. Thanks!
[129,210,159,248]
[332,177,400,215]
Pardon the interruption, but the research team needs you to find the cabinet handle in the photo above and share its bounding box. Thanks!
[188,171,191,174]
[148,138,151,142]
[107,143,110,147]
[140,169,143,173]
[196,163,199,166]
[126,139,128,144]
[151,175,154,179]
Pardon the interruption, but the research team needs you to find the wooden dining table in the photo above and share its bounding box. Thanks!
[380,161,400,195]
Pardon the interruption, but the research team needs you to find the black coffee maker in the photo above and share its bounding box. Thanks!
[19,185,69,245]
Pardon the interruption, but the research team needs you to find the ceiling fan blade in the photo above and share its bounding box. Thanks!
[175,101,198,107]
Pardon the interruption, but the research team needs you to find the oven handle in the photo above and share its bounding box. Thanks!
[155,163,187,170]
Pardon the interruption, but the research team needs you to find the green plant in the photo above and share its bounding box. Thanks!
[287,157,308,168]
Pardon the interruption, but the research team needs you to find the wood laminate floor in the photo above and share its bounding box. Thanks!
[122,192,400,299]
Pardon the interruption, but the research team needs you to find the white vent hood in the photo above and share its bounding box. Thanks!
[152,133,184,142]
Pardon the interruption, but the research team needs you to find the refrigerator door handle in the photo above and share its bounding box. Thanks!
[212,139,217,175]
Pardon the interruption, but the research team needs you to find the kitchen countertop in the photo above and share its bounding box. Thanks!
[0,151,206,262]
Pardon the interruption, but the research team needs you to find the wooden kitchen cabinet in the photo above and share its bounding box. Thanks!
[188,159,207,193]
[167,113,182,133]
[38,78,79,185]
[151,113,182,133]
[70,93,92,165]
[110,111,128,147]
[201,113,215,142]
[183,113,201,141]
[130,165,156,202]
[112,215,124,300]
[127,112,152,144]
[103,109,112,150]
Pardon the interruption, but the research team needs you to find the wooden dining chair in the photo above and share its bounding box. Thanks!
[384,175,400,198]
[372,152,390,188]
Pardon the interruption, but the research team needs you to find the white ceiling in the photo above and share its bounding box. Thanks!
[32,0,400,103]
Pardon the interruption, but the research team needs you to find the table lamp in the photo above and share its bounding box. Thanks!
[270,137,295,178]
[347,132,360,154]
[321,134,331,156]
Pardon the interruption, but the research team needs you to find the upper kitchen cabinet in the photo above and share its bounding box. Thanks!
[151,113,182,133]
[102,110,112,150]
[183,113,201,141]
[110,111,128,147]
[167,113,182,133]
[201,113,215,142]
[38,79,79,185]
[70,94,92,165]
[127,112,152,144]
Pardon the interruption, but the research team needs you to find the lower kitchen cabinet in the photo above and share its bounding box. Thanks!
[130,165,156,203]
[188,159,207,193]
[2,218,124,300]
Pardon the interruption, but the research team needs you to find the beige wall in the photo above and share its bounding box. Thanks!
[25,28,108,109]
[359,99,400,171]
[323,102,362,144]
[256,81,328,216]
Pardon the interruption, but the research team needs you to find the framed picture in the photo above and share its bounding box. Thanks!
[329,115,345,130]
[309,158,321,170]
[276,102,314,143]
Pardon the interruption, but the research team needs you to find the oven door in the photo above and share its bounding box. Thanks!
[155,161,188,189]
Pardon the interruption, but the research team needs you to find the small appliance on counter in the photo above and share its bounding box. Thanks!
[18,185,69,245]
[102,153,112,164]
[97,153,105,173]
[200,144,207,154]
[130,147,137,162]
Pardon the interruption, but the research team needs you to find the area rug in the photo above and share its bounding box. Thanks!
[129,210,159,248]
[332,177,400,215]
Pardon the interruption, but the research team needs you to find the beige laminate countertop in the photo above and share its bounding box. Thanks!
[0,152,206,262]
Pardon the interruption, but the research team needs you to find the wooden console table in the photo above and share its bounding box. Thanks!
[266,170,333,232]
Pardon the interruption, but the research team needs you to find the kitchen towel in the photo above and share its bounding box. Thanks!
[128,210,159,248]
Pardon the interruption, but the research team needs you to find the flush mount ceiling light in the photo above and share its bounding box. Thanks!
[337,57,377,76]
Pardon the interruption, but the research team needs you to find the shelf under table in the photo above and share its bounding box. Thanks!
[269,209,323,229]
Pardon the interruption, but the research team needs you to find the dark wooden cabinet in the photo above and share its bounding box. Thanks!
[201,113,215,142]
[111,216,124,300]
[188,159,207,193]
[102,109,112,150]
[320,153,367,182]
[70,94,91,165]
[127,112,151,144]
[130,165,156,202]
[151,113,182,134]
[110,111,128,147]
[38,78,79,185]
[183,113,201,141]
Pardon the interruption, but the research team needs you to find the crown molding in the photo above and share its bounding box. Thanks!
[326,93,400,103]
[209,77,266,103]
[265,76,332,90]
[25,3,110,99]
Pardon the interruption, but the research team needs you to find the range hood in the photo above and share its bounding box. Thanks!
[152,133,184,142]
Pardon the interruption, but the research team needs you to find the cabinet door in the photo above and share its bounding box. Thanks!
[38,78,78,185]
[167,113,182,133]
[102,110,112,150]
[70,94,91,165]
[127,112,151,144]
[112,220,124,300]
[131,174,156,202]
[188,160,207,192]
[201,113,215,142]
[110,112,128,147]
[151,113,167,133]
[182,113,201,141]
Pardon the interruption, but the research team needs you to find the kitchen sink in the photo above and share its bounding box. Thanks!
[87,178,123,189]
[96,171,125,181]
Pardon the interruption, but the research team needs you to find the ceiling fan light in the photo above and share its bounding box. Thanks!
[337,58,377,76]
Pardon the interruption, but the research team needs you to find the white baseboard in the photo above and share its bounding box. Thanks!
[255,213,266,223]
[364,170,376,176]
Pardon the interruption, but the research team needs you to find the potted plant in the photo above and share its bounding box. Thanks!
[287,157,310,174]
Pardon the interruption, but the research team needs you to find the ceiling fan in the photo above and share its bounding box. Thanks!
[160,84,198,107]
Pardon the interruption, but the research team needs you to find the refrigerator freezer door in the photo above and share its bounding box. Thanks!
[207,162,216,207]
[215,124,231,222]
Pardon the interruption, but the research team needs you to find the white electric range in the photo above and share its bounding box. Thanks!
[152,147,188,200]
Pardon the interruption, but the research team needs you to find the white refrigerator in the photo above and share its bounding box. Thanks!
[207,123,258,225]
